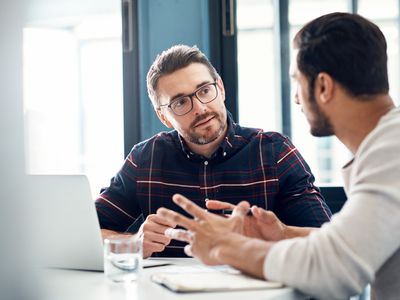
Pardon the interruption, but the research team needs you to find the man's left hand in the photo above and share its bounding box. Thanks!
[156,194,250,264]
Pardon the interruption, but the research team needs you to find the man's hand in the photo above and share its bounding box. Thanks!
[157,194,271,278]
[206,200,288,241]
[100,215,177,259]
[157,194,250,264]
[137,214,177,258]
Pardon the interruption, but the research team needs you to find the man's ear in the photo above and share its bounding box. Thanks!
[315,72,334,104]
[156,108,174,128]
[216,77,226,101]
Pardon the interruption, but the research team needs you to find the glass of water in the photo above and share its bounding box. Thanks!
[104,236,142,282]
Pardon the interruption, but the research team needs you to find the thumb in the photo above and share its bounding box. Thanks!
[252,206,271,221]
[231,201,250,218]
[252,206,280,225]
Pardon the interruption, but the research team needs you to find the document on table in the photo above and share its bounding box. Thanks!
[151,264,283,292]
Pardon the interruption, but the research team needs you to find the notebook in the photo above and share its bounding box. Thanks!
[151,265,283,292]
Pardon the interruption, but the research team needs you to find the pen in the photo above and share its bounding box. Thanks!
[143,263,172,269]
[207,208,253,216]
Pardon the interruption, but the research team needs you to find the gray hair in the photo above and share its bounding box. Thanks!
[146,44,219,107]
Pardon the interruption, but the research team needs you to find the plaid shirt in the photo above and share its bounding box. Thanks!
[95,114,331,256]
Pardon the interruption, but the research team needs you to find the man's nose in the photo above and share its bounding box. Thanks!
[191,96,208,113]
[293,86,300,105]
[294,93,300,105]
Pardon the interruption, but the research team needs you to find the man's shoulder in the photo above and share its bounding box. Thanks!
[130,130,178,153]
[235,123,289,145]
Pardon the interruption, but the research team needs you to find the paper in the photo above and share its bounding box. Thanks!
[151,265,283,292]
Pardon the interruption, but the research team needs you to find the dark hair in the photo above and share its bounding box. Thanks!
[146,44,219,107]
[293,12,389,99]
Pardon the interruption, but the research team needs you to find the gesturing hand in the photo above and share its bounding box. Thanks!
[157,194,250,265]
[206,199,288,241]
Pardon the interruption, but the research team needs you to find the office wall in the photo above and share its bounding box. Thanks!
[0,1,35,299]
[137,0,210,139]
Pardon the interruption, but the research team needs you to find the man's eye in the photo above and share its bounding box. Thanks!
[172,97,189,109]
[198,87,210,96]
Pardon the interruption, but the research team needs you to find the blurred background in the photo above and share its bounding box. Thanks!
[3,1,398,298]
[21,0,400,197]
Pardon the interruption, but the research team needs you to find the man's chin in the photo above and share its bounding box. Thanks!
[310,127,334,137]
[191,133,220,145]
[186,120,226,145]
[189,127,225,145]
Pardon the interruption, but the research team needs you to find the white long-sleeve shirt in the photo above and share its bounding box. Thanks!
[264,107,400,300]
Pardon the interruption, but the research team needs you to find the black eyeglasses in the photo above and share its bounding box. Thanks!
[158,82,218,116]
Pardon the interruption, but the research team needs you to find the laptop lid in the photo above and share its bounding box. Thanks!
[29,174,104,271]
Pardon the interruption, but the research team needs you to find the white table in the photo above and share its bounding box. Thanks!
[41,258,306,300]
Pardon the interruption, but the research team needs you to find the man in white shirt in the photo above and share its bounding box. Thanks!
[157,12,400,299]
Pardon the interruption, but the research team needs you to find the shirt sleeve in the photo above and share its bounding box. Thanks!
[264,125,400,299]
[275,137,331,227]
[95,149,142,233]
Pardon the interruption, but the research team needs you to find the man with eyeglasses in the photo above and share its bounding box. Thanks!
[95,44,331,258]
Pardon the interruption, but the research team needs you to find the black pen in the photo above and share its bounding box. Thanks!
[207,208,253,216]
[143,263,172,269]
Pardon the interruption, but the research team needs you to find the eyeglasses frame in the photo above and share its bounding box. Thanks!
[157,81,218,116]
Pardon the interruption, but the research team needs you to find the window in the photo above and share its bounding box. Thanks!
[24,12,124,198]
[237,0,277,131]
[236,0,399,185]
[358,0,400,105]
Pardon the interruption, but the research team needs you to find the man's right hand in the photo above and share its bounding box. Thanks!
[205,200,288,241]
[138,214,177,258]
[206,200,315,240]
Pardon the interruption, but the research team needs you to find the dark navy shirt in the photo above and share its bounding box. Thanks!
[95,115,332,256]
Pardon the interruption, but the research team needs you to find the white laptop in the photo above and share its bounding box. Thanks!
[29,174,104,271]
[29,174,172,271]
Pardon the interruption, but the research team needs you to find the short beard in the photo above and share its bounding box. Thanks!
[185,112,226,145]
[189,125,225,145]
[308,84,334,137]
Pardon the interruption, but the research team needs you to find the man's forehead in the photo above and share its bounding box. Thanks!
[157,63,214,101]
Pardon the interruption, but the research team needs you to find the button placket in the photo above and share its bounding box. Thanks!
[203,160,208,199]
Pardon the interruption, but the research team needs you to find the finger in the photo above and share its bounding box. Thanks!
[142,231,171,245]
[252,206,278,223]
[148,213,177,228]
[252,206,269,218]
[205,200,235,210]
[172,194,209,220]
[157,207,198,231]
[165,228,192,243]
[251,206,263,218]
[152,224,173,235]
[184,244,193,257]
[142,218,174,235]
[142,239,166,255]
[231,201,250,218]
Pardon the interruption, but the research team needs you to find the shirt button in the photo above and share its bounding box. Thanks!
[204,161,208,166]
[205,198,209,202]
[223,152,227,157]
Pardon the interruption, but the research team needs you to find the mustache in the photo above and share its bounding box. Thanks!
[190,112,218,128]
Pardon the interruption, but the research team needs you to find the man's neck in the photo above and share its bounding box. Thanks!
[334,94,395,154]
